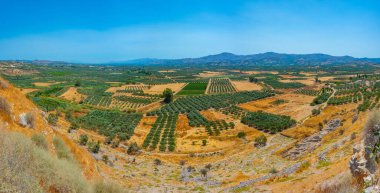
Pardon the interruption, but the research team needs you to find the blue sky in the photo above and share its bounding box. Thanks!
[0,0,379,63]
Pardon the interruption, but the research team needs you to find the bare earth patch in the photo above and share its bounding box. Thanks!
[158,70,176,73]
[106,84,149,93]
[60,87,87,103]
[145,83,186,95]
[33,82,61,87]
[232,81,263,91]
[239,93,316,122]
[279,78,315,86]
[19,88,39,94]
[174,110,263,154]
[130,116,157,146]
[195,71,225,78]
[242,70,279,75]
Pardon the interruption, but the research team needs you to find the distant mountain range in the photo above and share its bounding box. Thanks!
[120,52,380,66]
[2,52,380,66]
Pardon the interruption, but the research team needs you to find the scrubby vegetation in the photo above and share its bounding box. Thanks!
[0,131,125,193]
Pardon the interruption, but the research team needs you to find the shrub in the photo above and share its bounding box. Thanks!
[47,113,58,126]
[88,141,100,153]
[102,155,108,164]
[200,168,208,177]
[111,140,119,148]
[0,96,11,117]
[312,109,321,116]
[202,139,207,146]
[269,167,278,174]
[127,142,140,155]
[31,133,48,150]
[79,134,88,146]
[74,80,81,87]
[0,79,9,89]
[92,181,125,193]
[104,136,113,145]
[53,136,74,161]
[154,159,162,165]
[237,131,246,139]
[254,135,267,147]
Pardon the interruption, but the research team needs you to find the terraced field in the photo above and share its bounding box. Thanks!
[207,78,236,94]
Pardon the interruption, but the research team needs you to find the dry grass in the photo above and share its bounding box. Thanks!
[145,83,186,95]
[195,71,225,77]
[60,87,87,103]
[0,131,88,193]
[239,93,315,121]
[231,81,262,91]
[315,172,358,193]
[33,82,60,87]
[0,79,9,89]
[0,96,12,118]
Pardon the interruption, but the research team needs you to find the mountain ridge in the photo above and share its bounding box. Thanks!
[120,52,380,66]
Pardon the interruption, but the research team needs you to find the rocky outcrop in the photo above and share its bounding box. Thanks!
[349,123,380,190]
[283,119,341,159]
[225,162,302,191]
[349,143,370,179]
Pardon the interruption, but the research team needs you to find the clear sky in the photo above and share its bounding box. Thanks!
[0,0,379,63]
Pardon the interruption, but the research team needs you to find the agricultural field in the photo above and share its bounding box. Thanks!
[176,82,208,95]
[206,78,236,94]
[2,61,380,192]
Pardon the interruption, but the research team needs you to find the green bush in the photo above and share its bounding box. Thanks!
[127,142,140,155]
[47,113,59,125]
[202,139,207,146]
[88,141,100,153]
[79,134,89,146]
[254,135,267,147]
[237,131,246,139]
[31,133,48,150]
[53,136,74,161]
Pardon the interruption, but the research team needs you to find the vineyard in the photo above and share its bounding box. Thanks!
[148,90,274,116]
[294,89,319,96]
[75,110,142,141]
[83,96,112,107]
[142,113,178,151]
[116,85,150,93]
[207,78,236,94]
[241,111,296,133]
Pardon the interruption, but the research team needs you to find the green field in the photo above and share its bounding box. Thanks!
[177,82,208,95]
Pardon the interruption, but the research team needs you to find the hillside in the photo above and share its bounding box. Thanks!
[0,77,125,193]
[2,64,380,192]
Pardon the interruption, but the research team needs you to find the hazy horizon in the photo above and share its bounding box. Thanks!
[0,0,379,63]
